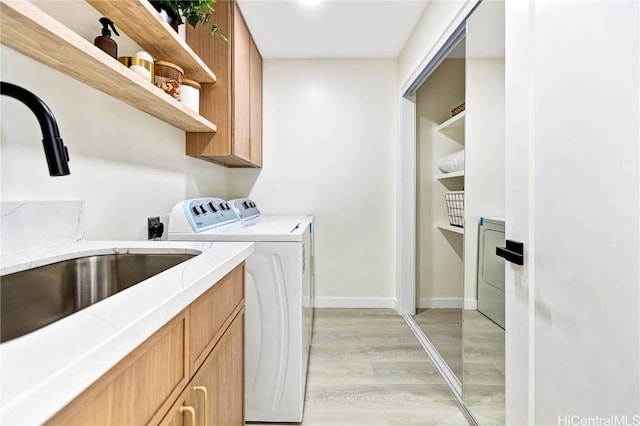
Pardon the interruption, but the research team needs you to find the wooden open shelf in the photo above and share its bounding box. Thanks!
[86,0,216,83]
[0,0,217,133]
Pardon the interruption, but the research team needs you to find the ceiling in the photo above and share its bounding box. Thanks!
[236,0,429,59]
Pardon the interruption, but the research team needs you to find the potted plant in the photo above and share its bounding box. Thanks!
[149,0,227,42]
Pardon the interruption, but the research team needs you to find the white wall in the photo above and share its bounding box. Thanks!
[398,0,476,90]
[2,3,398,308]
[227,59,398,308]
[1,2,228,241]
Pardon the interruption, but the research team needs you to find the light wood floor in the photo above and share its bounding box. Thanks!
[462,310,505,426]
[412,308,505,425]
[414,309,463,383]
[250,309,469,425]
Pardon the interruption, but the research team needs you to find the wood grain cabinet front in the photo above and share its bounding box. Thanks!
[186,0,263,168]
[190,264,244,373]
[161,313,244,426]
[45,263,245,426]
[46,313,189,426]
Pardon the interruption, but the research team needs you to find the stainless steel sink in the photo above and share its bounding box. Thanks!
[1,253,196,343]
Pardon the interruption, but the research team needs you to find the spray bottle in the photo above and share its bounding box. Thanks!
[94,17,120,59]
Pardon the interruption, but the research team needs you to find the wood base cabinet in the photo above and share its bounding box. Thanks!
[186,0,262,168]
[46,264,245,426]
[161,315,244,426]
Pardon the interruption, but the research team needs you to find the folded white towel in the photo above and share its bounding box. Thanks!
[437,149,465,173]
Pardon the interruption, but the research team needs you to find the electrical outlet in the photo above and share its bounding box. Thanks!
[147,216,163,240]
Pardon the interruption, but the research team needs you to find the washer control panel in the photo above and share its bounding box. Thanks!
[183,197,238,232]
[229,198,261,221]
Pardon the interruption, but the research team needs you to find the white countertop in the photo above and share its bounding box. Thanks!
[0,240,254,425]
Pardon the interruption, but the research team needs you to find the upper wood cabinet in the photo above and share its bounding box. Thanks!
[186,0,263,168]
[249,40,263,165]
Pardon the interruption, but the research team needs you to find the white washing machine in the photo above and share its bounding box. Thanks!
[168,197,314,423]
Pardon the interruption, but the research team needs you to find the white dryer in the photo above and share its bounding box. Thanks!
[477,217,505,329]
[168,198,314,423]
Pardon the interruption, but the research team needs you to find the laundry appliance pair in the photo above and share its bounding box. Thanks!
[168,197,313,422]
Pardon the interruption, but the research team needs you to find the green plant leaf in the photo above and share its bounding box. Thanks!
[156,0,225,41]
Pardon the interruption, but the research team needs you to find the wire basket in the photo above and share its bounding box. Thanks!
[445,191,464,228]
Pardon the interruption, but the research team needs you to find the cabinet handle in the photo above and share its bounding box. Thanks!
[194,386,208,426]
[179,405,196,426]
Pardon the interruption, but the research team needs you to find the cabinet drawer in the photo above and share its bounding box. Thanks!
[46,312,188,426]
[190,264,244,372]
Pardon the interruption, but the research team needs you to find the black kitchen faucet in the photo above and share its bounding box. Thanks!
[1,82,70,176]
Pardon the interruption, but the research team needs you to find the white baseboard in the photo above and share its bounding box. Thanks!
[464,298,478,310]
[314,297,397,309]
[416,297,463,309]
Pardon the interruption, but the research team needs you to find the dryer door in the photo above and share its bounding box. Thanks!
[477,219,505,328]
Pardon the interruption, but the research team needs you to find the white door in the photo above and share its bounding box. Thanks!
[505,1,639,424]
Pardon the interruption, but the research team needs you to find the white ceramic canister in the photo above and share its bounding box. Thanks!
[181,79,201,114]
[131,51,154,81]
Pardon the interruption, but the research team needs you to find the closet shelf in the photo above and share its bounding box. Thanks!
[436,171,465,180]
[86,0,216,83]
[436,111,465,143]
[436,222,465,235]
[436,111,466,131]
[0,0,217,133]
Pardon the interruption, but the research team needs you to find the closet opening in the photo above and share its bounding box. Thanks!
[399,2,505,425]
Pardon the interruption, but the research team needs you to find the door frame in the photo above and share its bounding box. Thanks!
[396,0,480,315]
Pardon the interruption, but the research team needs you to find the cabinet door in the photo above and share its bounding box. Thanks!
[199,312,244,426]
[185,0,262,168]
[505,1,639,424]
[46,313,188,425]
[161,312,245,426]
[190,265,244,373]
[160,392,195,426]
[232,3,251,162]
[249,38,263,167]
